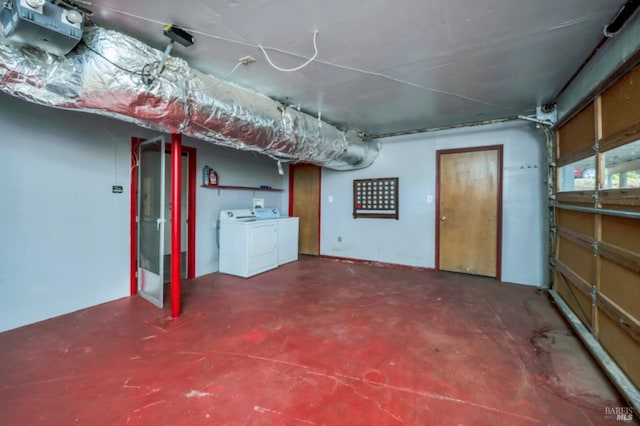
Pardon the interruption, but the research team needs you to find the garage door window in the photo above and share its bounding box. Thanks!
[559,156,596,192]
[603,139,640,189]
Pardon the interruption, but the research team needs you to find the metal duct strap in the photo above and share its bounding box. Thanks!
[0,26,379,170]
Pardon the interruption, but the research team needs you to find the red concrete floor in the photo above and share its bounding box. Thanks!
[0,257,635,425]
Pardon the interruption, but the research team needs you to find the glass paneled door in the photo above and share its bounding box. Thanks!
[137,137,166,307]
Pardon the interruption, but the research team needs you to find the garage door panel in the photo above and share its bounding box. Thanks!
[599,195,640,209]
[600,259,640,320]
[558,103,595,163]
[601,66,640,139]
[557,209,594,236]
[602,216,640,253]
[598,313,640,389]
[558,238,594,283]
[557,274,592,325]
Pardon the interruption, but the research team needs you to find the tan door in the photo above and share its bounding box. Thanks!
[438,147,501,278]
[291,164,321,255]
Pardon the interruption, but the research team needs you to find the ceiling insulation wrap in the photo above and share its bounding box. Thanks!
[0,26,379,170]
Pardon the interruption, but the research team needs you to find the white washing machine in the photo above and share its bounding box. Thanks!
[219,209,278,278]
[218,208,299,278]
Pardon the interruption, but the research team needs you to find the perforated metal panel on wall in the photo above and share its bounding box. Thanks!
[353,177,399,219]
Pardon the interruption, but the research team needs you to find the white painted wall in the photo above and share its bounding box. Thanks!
[0,94,154,332]
[0,93,545,333]
[0,93,287,332]
[321,121,549,287]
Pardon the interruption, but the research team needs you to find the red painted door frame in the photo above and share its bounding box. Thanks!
[288,163,322,255]
[130,136,197,297]
[435,144,503,281]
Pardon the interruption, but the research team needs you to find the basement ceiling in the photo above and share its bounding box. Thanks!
[85,0,628,136]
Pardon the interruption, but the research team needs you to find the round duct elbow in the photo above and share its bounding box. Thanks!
[322,135,381,171]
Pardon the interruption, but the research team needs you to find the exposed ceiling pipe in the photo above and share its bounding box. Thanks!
[366,116,518,140]
[0,26,379,171]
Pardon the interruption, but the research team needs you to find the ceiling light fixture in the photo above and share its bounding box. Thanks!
[144,23,194,84]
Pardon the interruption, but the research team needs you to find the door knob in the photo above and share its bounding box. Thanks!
[441,216,447,222]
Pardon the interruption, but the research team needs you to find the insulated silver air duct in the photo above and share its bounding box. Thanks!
[0,26,379,170]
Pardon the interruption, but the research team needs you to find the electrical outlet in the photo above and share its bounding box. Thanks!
[253,198,264,209]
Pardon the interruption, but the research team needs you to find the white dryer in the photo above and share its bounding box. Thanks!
[255,208,299,265]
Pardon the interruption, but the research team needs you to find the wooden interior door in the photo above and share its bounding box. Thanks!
[437,146,502,279]
[291,164,321,255]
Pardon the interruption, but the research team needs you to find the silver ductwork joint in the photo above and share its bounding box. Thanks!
[0,26,379,170]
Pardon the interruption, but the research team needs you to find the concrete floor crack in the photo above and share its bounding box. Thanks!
[308,371,406,425]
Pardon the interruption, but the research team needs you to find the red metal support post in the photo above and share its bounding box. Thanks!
[171,133,182,318]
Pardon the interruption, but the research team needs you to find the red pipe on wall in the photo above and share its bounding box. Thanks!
[171,133,182,318]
